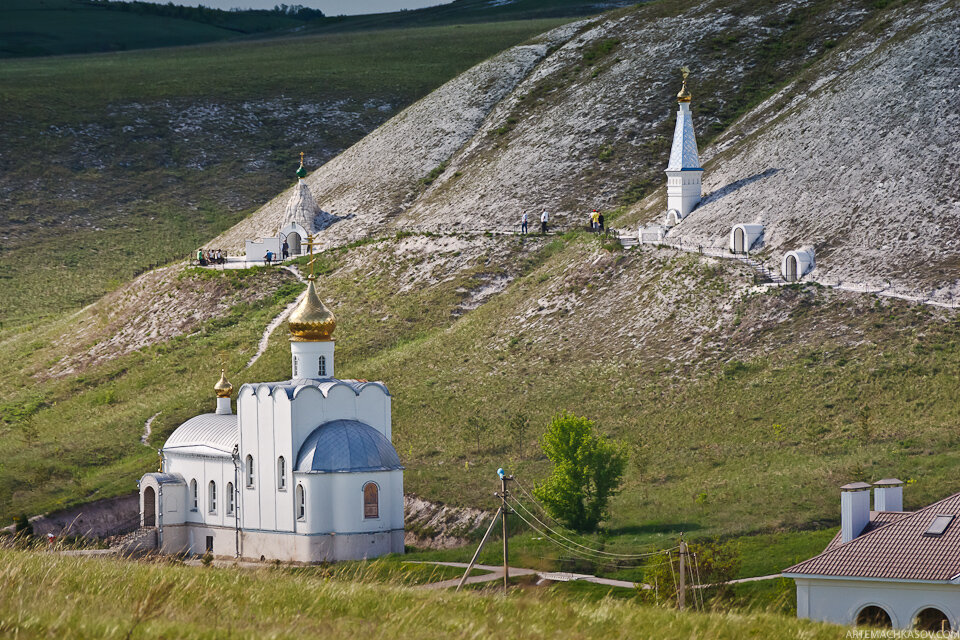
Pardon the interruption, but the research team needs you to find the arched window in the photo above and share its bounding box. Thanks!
[318,355,326,377]
[246,454,255,488]
[363,482,379,519]
[857,605,893,629]
[296,484,305,520]
[293,356,299,377]
[190,479,198,511]
[278,456,287,490]
[226,482,235,516]
[208,481,217,514]
[914,608,951,632]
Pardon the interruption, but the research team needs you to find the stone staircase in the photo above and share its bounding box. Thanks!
[112,527,158,555]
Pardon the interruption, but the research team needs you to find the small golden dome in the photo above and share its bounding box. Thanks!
[288,279,336,342]
[214,369,233,398]
[677,66,692,103]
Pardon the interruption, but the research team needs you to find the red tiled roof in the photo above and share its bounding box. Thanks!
[821,511,911,552]
[785,492,960,581]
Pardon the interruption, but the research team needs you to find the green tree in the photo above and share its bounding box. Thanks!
[533,412,629,533]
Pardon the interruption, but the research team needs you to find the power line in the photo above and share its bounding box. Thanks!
[509,479,671,559]
[509,503,671,568]
[509,495,670,560]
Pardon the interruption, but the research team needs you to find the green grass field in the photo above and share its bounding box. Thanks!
[0,548,849,639]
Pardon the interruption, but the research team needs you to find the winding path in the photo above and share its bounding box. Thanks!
[141,412,161,447]
[245,265,307,369]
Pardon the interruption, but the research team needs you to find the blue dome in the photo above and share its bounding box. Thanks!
[295,420,402,473]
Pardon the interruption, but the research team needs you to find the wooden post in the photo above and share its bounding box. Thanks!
[500,473,510,593]
[678,539,687,611]
[456,507,502,592]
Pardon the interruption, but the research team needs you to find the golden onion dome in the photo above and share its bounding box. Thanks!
[677,66,692,103]
[214,369,233,398]
[288,279,336,342]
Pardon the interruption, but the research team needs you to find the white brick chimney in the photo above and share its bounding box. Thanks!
[841,481,872,543]
[873,478,904,512]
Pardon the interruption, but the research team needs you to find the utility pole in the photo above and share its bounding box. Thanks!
[678,536,687,611]
[456,468,513,593]
[497,468,513,593]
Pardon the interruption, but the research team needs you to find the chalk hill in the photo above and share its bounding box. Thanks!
[218,0,959,303]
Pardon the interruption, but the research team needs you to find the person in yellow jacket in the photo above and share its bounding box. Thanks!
[591,209,600,232]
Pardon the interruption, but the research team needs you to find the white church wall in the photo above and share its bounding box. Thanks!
[291,386,326,456]
[272,392,294,532]
[357,386,390,438]
[256,390,278,532]
[326,384,359,421]
[296,473,332,534]
[328,471,403,535]
[795,577,960,630]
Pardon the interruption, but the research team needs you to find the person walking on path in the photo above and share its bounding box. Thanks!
[591,209,600,233]
[598,212,605,234]
[282,241,290,260]
[521,211,528,235]
[264,250,273,265]
[540,209,549,234]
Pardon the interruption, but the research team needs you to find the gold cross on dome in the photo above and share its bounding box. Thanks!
[305,233,320,280]
[300,151,305,165]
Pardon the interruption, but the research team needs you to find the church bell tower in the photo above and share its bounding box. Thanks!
[287,234,336,379]
[664,67,703,226]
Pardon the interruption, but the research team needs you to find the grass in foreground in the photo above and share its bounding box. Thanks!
[0,548,847,639]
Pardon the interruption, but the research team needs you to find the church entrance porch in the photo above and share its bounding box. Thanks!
[143,487,156,527]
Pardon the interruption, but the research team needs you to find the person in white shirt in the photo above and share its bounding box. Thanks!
[540,209,549,234]
[521,211,528,235]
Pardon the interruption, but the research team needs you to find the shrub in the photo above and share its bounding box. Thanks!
[533,412,629,532]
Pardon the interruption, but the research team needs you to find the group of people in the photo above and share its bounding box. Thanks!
[589,209,605,233]
[520,210,550,235]
[518,209,606,235]
[197,248,226,266]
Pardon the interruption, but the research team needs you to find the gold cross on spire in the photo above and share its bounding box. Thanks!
[300,151,305,165]
[304,233,320,280]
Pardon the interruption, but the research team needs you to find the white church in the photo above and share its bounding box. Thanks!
[137,264,405,562]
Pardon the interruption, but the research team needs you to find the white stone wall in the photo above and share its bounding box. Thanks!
[795,577,960,630]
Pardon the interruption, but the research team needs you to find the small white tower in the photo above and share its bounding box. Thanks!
[287,234,336,379]
[664,67,703,226]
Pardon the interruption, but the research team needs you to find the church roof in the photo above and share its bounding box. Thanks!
[666,104,701,171]
[163,413,237,457]
[295,419,402,474]
[243,378,390,399]
[283,179,320,232]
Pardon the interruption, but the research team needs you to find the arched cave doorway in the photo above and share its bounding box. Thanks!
[143,486,156,527]
[785,255,798,282]
[288,232,302,256]
[856,605,893,629]
[734,227,745,253]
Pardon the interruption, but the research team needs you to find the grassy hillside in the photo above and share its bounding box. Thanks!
[0,548,848,639]
[0,0,627,59]
[0,18,569,328]
[0,0,300,58]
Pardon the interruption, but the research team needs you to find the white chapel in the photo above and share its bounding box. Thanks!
[244,155,324,261]
[664,67,703,227]
[137,264,405,562]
